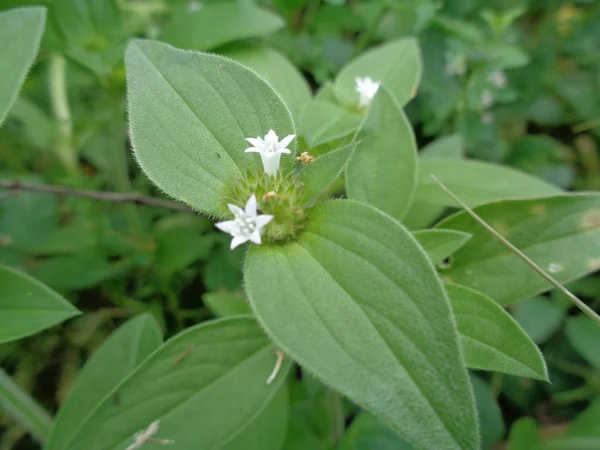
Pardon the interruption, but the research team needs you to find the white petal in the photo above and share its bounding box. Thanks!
[278,148,292,155]
[279,134,295,148]
[215,220,236,234]
[249,229,262,244]
[230,235,248,249]
[228,204,245,217]
[265,129,279,143]
[245,137,263,147]
[255,214,273,228]
[245,194,257,217]
[261,153,282,176]
[245,147,261,153]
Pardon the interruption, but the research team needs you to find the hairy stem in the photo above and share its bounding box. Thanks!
[49,54,76,173]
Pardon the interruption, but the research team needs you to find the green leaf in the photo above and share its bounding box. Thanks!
[506,418,543,450]
[299,142,356,203]
[0,369,53,444]
[222,45,311,117]
[346,87,418,220]
[245,200,479,450]
[471,375,505,450]
[48,314,162,450]
[0,264,80,343]
[416,158,562,207]
[566,316,600,368]
[513,297,565,344]
[0,6,45,126]
[334,38,421,107]
[159,1,284,51]
[338,412,414,450]
[412,229,472,265]
[55,317,290,450]
[125,40,296,215]
[548,398,600,449]
[420,134,465,158]
[447,283,547,380]
[436,194,600,305]
[299,101,362,148]
[220,383,289,450]
[203,291,251,317]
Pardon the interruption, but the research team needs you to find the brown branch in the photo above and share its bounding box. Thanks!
[0,180,194,213]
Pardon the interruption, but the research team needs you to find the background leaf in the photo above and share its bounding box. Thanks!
[346,87,418,220]
[334,38,421,107]
[299,101,362,148]
[412,229,471,265]
[126,40,295,215]
[0,264,80,343]
[0,6,45,125]
[48,314,163,450]
[416,158,562,207]
[245,200,479,450]
[159,1,284,51]
[437,194,600,305]
[57,317,290,450]
[565,316,600,368]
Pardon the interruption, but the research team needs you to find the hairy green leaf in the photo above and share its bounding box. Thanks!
[412,229,471,265]
[299,101,362,148]
[447,284,548,380]
[245,200,479,450]
[346,87,418,220]
[436,194,600,305]
[126,40,295,215]
[48,314,163,450]
[58,317,290,450]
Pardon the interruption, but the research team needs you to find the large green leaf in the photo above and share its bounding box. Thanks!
[346,87,418,220]
[55,317,290,450]
[245,200,479,450]
[416,158,562,207]
[48,314,163,450]
[159,1,284,51]
[126,40,295,215]
[223,45,311,117]
[334,38,421,108]
[420,134,465,158]
[0,264,80,343]
[0,369,53,444]
[565,316,600,368]
[299,101,362,148]
[412,229,471,265]
[0,7,45,125]
[436,194,600,305]
[447,284,548,380]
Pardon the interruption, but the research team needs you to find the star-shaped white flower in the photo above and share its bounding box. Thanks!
[215,194,273,249]
[245,130,295,176]
[355,76,381,107]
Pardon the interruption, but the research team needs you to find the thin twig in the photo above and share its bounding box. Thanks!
[0,180,194,213]
[431,175,600,326]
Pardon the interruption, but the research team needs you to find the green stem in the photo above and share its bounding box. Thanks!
[325,389,345,446]
[547,357,593,379]
[552,385,595,405]
[49,54,76,173]
[0,369,54,445]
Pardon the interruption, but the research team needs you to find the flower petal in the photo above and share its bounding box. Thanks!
[255,214,273,228]
[228,204,245,217]
[278,148,292,155]
[245,147,261,153]
[265,129,278,143]
[245,137,263,147]
[245,194,257,217]
[249,229,262,245]
[230,235,248,249]
[215,220,236,234]
[279,134,296,149]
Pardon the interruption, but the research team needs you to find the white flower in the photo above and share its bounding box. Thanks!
[187,0,202,13]
[127,420,173,450]
[215,194,273,249]
[355,76,381,107]
[245,130,295,176]
[488,70,507,88]
[445,55,466,76]
[481,89,494,108]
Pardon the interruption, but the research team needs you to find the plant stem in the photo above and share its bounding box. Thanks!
[325,389,345,446]
[552,385,595,405]
[0,180,193,213]
[49,54,76,173]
